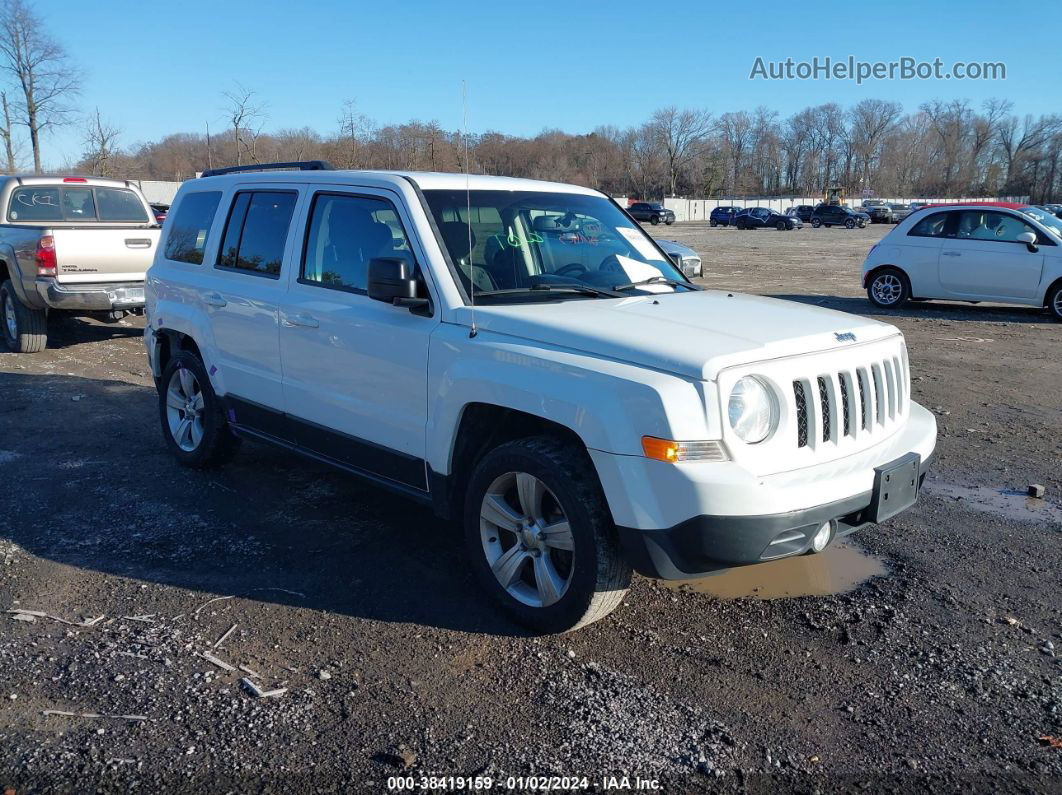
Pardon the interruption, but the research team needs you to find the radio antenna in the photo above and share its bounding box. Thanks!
[462,80,477,338]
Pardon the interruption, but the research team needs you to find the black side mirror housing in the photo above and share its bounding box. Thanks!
[367,258,431,314]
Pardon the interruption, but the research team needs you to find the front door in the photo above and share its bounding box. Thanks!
[278,187,438,491]
[939,210,1045,299]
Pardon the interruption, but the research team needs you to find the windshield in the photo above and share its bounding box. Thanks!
[423,189,687,302]
[1021,206,1062,238]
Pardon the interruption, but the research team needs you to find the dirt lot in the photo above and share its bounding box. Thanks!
[1,223,1060,793]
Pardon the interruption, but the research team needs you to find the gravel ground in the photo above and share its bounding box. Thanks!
[0,222,1060,793]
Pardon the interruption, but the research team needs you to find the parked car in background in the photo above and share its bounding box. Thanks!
[908,202,928,212]
[734,206,802,230]
[709,206,739,227]
[786,205,816,222]
[811,204,870,229]
[861,200,893,224]
[146,162,936,632]
[627,201,675,225]
[889,204,914,223]
[0,175,160,352]
[1036,203,1062,219]
[655,238,703,278]
[151,203,169,224]
[862,201,1062,320]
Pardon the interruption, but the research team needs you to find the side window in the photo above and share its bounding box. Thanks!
[95,187,149,222]
[164,191,222,264]
[956,210,1037,243]
[300,193,411,293]
[908,212,950,238]
[216,191,297,278]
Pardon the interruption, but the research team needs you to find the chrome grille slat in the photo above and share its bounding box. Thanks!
[817,376,831,443]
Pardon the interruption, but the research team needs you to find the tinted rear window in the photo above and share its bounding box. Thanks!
[216,191,297,278]
[7,185,148,222]
[164,191,222,264]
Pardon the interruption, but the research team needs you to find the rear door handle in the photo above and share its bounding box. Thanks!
[125,238,153,248]
[202,292,227,308]
[283,312,319,329]
[941,251,962,257]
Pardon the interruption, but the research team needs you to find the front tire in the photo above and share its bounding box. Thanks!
[811,218,822,228]
[650,215,660,225]
[776,220,787,231]
[867,268,911,310]
[464,436,631,633]
[0,279,47,353]
[845,218,856,229]
[664,218,674,226]
[158,350,241,468]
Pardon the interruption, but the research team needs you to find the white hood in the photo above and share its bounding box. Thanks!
[460,290,898,381]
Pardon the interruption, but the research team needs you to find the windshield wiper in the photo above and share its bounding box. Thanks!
[474,284,624,299]
[612,276,702,292]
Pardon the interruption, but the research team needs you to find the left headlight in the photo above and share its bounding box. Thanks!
[728,376,778,444]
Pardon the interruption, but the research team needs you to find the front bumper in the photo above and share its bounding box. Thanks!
[617,454,933,579]
[36,278,145,311]
[591,401,937,579]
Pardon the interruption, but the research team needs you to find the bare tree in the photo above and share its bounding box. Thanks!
[0,0,80,172]
[221,83,265,167]
[81,107,120,176]
[647,107,712,197]
[0,90,16,171]
[337,99,372,168]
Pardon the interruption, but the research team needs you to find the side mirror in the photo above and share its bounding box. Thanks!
[666,252,682,267]
[1016,231,1038,252]
[367,257,430,313]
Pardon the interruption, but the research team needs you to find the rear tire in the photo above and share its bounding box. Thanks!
[710,219,718,227]
[1047,281,1062,321]
[463,436,631,634]
[158,350,241,469]
[0,279,47,353]
[867,267,911,310]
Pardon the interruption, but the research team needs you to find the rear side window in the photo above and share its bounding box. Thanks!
[164,191,222,264]
[908,212,951,238]
[96,187,149,222]
[300,193,411,292]
[216,191,297,278]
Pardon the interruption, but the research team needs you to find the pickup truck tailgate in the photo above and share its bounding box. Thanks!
[51,227,160,284]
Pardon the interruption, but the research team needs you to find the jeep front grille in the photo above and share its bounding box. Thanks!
[793,354,908,449]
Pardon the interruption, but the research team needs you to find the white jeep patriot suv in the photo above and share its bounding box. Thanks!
[145,162,937,633]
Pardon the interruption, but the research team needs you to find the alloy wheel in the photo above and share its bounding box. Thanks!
[165,366,206,452]
[3,293,15,342]
[872,274,903,305]
[479,471,575,608]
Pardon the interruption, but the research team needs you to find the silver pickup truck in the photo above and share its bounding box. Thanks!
[0,175,161,352]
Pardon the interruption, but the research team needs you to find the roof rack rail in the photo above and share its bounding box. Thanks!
[199,160,335,179]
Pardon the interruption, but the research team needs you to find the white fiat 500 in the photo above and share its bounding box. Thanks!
[862,202,1062,321]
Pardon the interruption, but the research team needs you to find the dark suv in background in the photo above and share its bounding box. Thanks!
[709,206,740,227]
[810,203,870,229]
[860,200,894,224]
[786,205,816,222]
[627,202,675,225]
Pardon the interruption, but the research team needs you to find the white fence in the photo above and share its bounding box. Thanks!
[662,195,1031,222]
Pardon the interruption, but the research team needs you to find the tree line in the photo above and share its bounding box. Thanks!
[82,98,1062,203]
[0,1,1058,201]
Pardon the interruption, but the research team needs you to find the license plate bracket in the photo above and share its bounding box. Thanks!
[869,453,921,523]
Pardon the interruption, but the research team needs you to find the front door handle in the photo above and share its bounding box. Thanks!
[202,292,227,308]
[941,251,962,257]
[283,312,319,329]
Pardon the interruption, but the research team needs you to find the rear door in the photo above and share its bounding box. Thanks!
[204,185,301,419]
[939,210,1046,299]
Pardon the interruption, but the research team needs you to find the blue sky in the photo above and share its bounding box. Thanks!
[32,0,1058,168]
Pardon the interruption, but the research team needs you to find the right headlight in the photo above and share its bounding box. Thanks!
[728,376,778,444]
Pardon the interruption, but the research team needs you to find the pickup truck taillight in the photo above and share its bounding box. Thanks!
[35,235,57,276]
